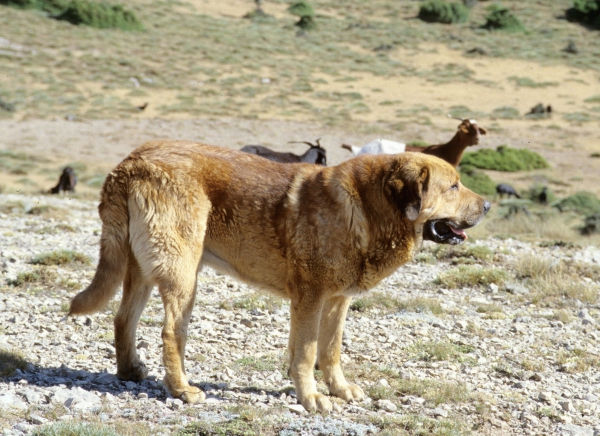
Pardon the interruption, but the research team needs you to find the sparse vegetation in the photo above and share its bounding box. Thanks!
[408,341,475,363]
[350,294,444,315]
[433,243,494,263]
[30,249,91,266]
[461,146,550,172]
[0,348,27,377]
[418,0,470,24]
[288,1,315,30]
[437,265,509,289]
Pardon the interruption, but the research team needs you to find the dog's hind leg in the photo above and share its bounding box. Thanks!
[158,263,205,404]
[317,295,364,403]
[114,253,153,382]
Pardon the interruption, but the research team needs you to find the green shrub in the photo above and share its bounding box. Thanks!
[566,0,600,30]
[553,191,600,215]
[288,1,315,30]
[461,146,549,172]
[418,0,470,24]
[459,165,496,195]
[0,0,69,14]
[482,5,525,32]
[56,0,143,30]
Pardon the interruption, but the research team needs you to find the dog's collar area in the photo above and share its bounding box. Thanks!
[424,220,467,245]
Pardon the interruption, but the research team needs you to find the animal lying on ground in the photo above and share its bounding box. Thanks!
[496,183,521,199]
[341,139,406,156]
[340,116,486,168]
[241,139,326,165]
[69,142,490,413]
[49,166,77,194]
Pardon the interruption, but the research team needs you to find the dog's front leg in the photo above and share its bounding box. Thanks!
[317,295,364,403]
[288,293,332,413]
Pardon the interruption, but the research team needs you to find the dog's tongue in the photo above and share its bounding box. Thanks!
[450,226,468,240]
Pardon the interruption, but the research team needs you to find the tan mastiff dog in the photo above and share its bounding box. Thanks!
[69,141,490,413]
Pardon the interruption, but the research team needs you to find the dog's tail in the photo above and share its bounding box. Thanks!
[69,172,129,316]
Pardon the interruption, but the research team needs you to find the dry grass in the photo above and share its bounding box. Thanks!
[408,341,475,363]
[436,265,509,289]
[350,294,443,315]
[0,348,27,377]
[513,254,599,306]
[30,249,91,266]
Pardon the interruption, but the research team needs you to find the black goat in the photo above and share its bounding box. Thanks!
[496,183,520,199]
[49,167,77,194]
[240,139,326,166]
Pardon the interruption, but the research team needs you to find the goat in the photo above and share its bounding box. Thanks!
[341,139,406,156]
[240,139,326,166]
[49,167,77,194]
[495,183,520,199]
[340,116,486,168]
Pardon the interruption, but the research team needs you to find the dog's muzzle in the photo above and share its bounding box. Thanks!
[424,220,468,245]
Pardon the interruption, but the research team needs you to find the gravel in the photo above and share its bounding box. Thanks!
[1,193,600,435]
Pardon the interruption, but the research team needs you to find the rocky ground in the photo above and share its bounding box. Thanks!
[1,192,600,436]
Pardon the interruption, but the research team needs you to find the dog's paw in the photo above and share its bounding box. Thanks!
[330,383,364,402]
[179,386,206,404]
[300,393,333,414]
[117,361,148,382]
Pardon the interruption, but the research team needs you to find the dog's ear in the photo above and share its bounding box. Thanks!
[387,161,430,221]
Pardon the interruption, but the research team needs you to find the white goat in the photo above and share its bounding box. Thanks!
[341,139,406,156]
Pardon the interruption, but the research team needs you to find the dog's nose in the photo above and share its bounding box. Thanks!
[483,200,491,215]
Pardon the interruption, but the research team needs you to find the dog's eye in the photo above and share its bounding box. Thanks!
[450,183,459,190]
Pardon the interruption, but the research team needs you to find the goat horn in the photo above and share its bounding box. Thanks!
[288,139,322,149]
[446,114,465,121]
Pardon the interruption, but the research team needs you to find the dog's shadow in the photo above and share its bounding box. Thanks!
[12,363,291,403]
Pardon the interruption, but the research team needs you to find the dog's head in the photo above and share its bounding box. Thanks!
[385,153,490,245]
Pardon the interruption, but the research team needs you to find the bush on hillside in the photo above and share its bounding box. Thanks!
[566,0,600,30]
[288,1,315,30]
[461,146,550,172]
[56,0,143,30]
[0,0,69,14]
[553,191,600,215]
[482,5,525,32]
[418,0,470,24]
[459,165,496,196]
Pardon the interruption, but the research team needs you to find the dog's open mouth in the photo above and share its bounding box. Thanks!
[424,220,468,245]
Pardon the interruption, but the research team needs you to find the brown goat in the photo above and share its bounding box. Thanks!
[405,117,487,168]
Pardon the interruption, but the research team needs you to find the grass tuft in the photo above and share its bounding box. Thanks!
[553,191,600,215]
[0,349,28,377]
[30,249,91,266]
[437,265,508,289]
[408,341,475,363]
[566,0,600,30]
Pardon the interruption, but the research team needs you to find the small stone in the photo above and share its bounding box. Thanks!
[137,392,148,399]
[240,319,253,328]
[375,379,389,388]
[539,392,553,402]
[287,404,306,415]
[559,400,575,413]
[530,373,543,382]
[137,340,150,349]
[432,408,448,418]
[29,414,48,425]
[377,399,397,412]
[487,283,499,293]
[455,320,468,329]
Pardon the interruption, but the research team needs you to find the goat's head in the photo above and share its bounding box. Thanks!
[448,115,487,147]
[289,138,327,166]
